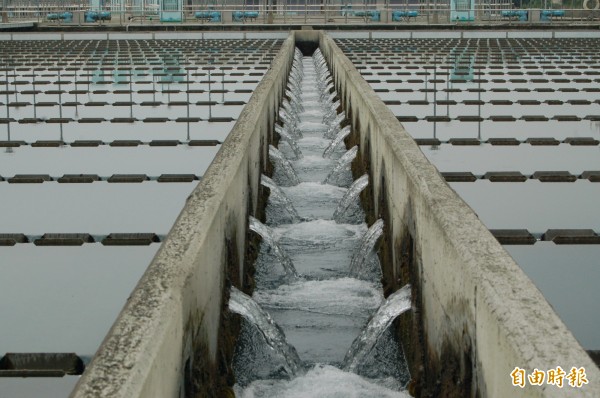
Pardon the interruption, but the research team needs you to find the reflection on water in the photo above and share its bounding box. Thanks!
[450,180,600,233]
[0,245,158,354]
[0,146,219,177]
[0,182,197,234]
[0,38,285,397]
[4,120,236,142]
[400,120,600,141]
[343,38,600,368]
[423,145,600,175]
[0,376,80,398]
[506,243,600,350]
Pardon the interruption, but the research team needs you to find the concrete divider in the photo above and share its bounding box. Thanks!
[318,32,600,397]
[69,30,599,397]
[70,34,295,398]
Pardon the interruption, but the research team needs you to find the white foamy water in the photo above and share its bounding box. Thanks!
[262,220,367,279]
[297,121,328,132]
[235,364,411,398]
[272,220,366,247]
[301,109,327,120]
[254,277,382,317]
[282,182,346,220]
[234,50,410,395]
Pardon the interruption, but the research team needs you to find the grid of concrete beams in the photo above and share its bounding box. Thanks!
[337,37,600,362]
[0,37,282,397]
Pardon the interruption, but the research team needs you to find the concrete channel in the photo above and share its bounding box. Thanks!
[64,31,600,397]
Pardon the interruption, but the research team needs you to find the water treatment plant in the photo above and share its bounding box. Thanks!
[1,4,600,397]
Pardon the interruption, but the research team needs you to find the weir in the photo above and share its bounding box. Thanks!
[69,31,600,398]
[233,48,411,395]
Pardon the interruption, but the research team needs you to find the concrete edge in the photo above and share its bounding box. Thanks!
[69,33,295,398]
[3,29,600,40]
[320,32,600,396]
[328,29,600,39]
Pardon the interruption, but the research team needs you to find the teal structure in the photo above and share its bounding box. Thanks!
[450,0,474,21]
[161,0,183,22]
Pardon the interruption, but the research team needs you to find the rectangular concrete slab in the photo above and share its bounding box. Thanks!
[507,31,553,38]
[555,31,600,38]
[13,33,61,40]
[462,31,507,39]
[108,33,154,40]
[154,32,204,40]
[371,31,412,39]
[326,31,369,39]
[412,31,462,38]
[246,32,288,39]
[63,33,108,41]
[204,32,245,39]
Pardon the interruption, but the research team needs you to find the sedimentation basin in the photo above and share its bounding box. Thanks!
[1,30,598,397]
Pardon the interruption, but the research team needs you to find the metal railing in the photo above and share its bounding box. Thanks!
[2,3,600,25]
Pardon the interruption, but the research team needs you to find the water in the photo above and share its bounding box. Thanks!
[333,174,369,224]
[279,108,300,130]
[349,219,385,280]
[322,100,341,124]
[275,123,301,140]
[261,175,301,225]
[0,245,157,355]
[324,116,348,140]
[322,124,352,158]
[343,285,412,373]
[275,126,303,160]
[229,287,304,379]
[235,364,410,398]
[0,37,284,398]
[248,216,298,278]
[233,49,410,395]
[269,145,300,186]
[323,146,358,187]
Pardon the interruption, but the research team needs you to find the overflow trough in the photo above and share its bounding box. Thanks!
[70,31,600,397]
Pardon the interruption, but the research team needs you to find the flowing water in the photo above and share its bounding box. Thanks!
[269,145,300,187]
[322,146,358,187]
[232,48,412,397]
[229,287,304,379]
[343,285,413,373]
[333,174,369,225]
[349,219,385,280]
[261,175,301,225]
[248,216,298,278]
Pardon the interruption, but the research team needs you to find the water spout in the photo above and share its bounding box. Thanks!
[261,175,301,224]
[279,108,299,128]
[249,216,298,277]
[269,145,300,186]
[333,174,368,224]
[323,146,358,187]
[343,284,412,373]
[229,287,304,378]
[324,117,348,140]
[275,126,302,160]
[323,125,352,158]
[349,219,384,279]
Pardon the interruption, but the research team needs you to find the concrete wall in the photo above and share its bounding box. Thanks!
[319,32,600,397]
[70,34,295,398]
